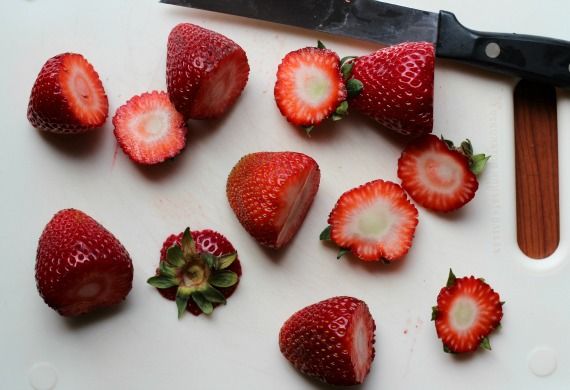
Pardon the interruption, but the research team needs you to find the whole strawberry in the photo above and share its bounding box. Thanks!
[349,42,434,136]
[432,270,504,353]
[279,296,376,386]
[226,152,320,249]
[148,228,241,318]
[166,23,250,119]
[28,53,108,134]
[35,209,133,317]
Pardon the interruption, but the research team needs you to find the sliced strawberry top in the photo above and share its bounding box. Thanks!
[398,134,479,212]
[327,180,418,261]
[434,272,503,353]
[274,47,347,127]
[154,229,242,317]
[112,91,187,165]
[27,53,108,134]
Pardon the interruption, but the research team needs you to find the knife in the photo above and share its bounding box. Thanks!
[160,0,570,88]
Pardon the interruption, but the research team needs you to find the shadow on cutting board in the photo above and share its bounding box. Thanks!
[62,299,132,330]
[36,125,105,158]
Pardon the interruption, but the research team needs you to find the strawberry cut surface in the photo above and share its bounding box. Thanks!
[113,91,187,165]
[227,152,320,248]
[166,23,249,119]
[279,296,376,386]
[433,270,504,353]
[275,47,347,127]
[35,209,133,317]
[326,180,418,261]
[398,134,480,212]
[27,53,108,134]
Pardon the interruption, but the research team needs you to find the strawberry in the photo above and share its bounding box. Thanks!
[274,42,347,133]
[348,42,434,136]
[432,270,504,353]
[112,91,188,165]
[279,296,376,386]
[148,228,241,318]
[226,152,320,249]
[166,23,250,119]
[27,53,108,134]
[35,209,133,317]
[397,134,490,212]
[321,180,418,262]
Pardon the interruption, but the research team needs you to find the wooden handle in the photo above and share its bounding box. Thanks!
[514,80,559,259]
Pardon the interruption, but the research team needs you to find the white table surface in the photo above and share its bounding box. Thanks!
[1,1,570,389]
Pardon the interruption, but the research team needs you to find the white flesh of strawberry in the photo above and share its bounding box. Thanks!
[275,166,319,247]
[417,151,464,194]
[450,296,479,331]
[350,305,373,383]
[294,65,333,108]
[342,198,408,259]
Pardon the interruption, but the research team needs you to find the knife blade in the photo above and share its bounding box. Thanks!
[161,0,570,88]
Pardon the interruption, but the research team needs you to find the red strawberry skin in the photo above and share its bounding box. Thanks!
[279,296,376,386]
[166,23,250,119]
[226,152,320,249]
[28,53,109,134]
[35,209,133,317]
[434,276,503,353]
[398,135,479,212]
[156,229,242,316]
[350,42,434,136]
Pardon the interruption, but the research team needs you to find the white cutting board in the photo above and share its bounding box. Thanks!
[1,0,569,389]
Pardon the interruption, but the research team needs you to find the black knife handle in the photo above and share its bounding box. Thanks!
[436,11,570,88]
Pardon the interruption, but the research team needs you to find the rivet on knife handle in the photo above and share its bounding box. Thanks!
[436,11,570,88]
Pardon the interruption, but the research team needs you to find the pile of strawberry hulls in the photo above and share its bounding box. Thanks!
[29,23,502,388]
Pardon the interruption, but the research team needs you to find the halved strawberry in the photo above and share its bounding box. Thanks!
[27,53,108,134]
[279,296,376,386]
[167,23,250,119]
[112,91,188,165]
[348,42,434,136]
[398,134,490,212]
[432,270,504,353]
[148,228,241,318]
[321,180,418,262]
[35,209,133,317]
[274,43,347,133]
[227,152,320,249]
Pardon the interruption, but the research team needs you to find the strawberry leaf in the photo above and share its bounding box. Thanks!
[480,337,492,351]
[166,245,185,267]
[341,61,355,80]
[176,286,192,319]
[337,248,350,259]
[181,227,196,257]
[201,284,227,304]
[147,275,178,289]
[303,125,314,136]
[210,270,238,288]
[216,253,237,270]
[346,79,363,98]
[470,154,491,176]
[460,139,474,156]
[446,269,457,288]
[201,252,215,268]
[320,226,332,241]
[317,40,326,49]
[192,292,213,315]
[159,261,177,277]
[443,344,453,354]
[431,306,438,321]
